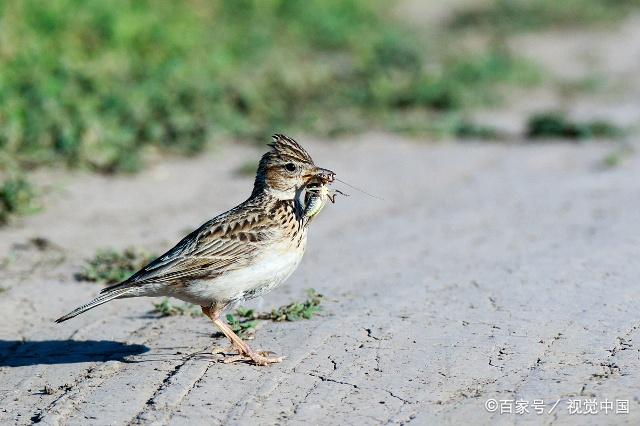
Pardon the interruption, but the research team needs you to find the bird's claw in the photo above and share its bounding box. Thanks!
[220,350,284,366]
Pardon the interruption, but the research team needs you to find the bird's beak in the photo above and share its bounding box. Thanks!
[313,167,335,184]
[303,167,335,185]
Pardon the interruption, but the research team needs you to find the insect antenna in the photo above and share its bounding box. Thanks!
[335,178,383,201]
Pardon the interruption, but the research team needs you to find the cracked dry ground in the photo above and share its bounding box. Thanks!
[1,135,639,425]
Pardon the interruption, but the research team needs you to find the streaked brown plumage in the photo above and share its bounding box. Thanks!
[56,134,335,365]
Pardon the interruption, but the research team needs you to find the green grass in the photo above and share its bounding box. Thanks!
[0,0,408,173]
[151,289,324,338]
[225,312,259,339]
[449,0,640,33]
[601,143,635,168]
[386,112,506,140]
[76,247,156,284]
[0,175,40,224]
[0,0,550,223]
[225,289,324,336]
[526,111,624,139]
[365,48,539,115]
[0,0,540,177]
[453,119,503,140]
[603,151,623,167]
[152,298,203,318]
[257,288,324,321]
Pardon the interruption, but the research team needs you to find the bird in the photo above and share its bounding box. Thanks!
[56,134,335,366]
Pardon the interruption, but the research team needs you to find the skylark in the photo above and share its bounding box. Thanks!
[56,134,335,365]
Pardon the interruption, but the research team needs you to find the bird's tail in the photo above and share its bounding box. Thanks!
[55,287,130,323]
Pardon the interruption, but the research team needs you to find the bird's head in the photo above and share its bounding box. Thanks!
[252,134,334,200]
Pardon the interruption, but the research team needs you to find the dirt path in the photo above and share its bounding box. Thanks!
[1,134,639,425]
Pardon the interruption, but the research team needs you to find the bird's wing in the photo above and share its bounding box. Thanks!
[101,206,274,293]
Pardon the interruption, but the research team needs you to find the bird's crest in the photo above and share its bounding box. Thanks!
[268,134,314,165]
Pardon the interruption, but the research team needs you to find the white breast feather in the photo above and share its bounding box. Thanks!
[165,238,306,306]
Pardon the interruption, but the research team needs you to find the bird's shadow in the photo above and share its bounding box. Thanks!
[0,340,149,367]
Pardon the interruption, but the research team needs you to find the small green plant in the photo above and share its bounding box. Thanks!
[152,297,203,318]
[556,75,606,97]
[0,176,40,224]
[155,289,324,338]
[76,247,156,284]
[449,0,640,33]
[526,112,624,140]
[260,289,324,321]
[453,120,503,140]
[225,290,323,337]
[603,152,622,168]
[601,143,634,168]
[225,313,259,339]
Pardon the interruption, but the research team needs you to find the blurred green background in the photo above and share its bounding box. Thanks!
[0,0,638,222]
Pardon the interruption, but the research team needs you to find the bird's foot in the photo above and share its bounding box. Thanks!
[222,348,284,366]
[211,344,235,355]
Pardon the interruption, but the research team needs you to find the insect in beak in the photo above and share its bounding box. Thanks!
[315,168,335,184]
[305,185,348,204]
[326,188,348,203]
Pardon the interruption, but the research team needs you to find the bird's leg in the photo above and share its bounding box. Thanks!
[201,306,283,366]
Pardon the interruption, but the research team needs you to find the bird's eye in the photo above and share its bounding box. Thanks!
[285,163,296,172]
